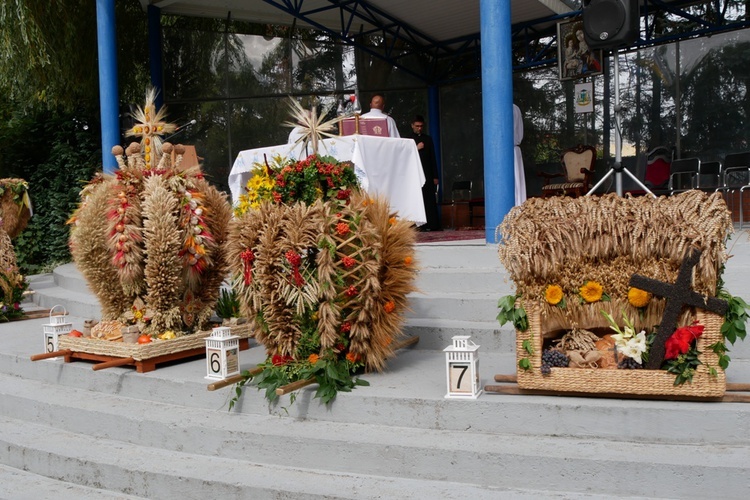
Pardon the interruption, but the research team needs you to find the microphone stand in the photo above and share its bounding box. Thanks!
[586,49,654,197]
[165,120,197,142]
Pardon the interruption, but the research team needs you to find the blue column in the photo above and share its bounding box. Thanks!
[480,0,514,243]
[96,0,119,174]
[427,85,442,202]
[148,5,164,110]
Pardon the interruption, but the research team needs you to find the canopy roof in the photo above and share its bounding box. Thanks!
[143,0,574,49]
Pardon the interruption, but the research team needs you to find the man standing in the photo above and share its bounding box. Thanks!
[409,115,441,231]
[361,94,400,138]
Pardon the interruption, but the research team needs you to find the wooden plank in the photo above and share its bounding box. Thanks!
[206,367,264,391]
[60,338,251,373]
[93,357,136,371]
[276,377,315,396]
[493,374,517,383]
[30,349,72,361]
[483,383,735,403]
[392,335,419,350]
[726,383,750,392]
[9,308,51,321]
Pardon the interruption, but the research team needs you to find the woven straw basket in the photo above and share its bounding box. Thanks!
[516,302,726,398]
[59,324,252,362]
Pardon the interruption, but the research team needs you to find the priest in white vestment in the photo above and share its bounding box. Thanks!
[361,94,400,138]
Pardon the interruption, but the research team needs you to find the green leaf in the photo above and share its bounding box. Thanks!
[522,339,534,355]
[518,358,531,371]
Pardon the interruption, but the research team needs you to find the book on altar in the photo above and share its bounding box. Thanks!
[341,117,389,137]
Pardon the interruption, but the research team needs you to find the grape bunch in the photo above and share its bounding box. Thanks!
[617,357,643,370]
[541,348,570,375]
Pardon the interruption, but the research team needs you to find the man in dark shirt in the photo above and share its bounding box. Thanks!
[409,115,441,231]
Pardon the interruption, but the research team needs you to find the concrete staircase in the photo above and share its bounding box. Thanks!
[2,236,750,498]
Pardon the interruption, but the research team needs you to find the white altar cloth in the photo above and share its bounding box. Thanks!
[228,135,426,225]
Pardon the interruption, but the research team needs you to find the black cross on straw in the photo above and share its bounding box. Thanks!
[629,249,728,369]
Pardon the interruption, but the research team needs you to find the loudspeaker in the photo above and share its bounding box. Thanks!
[582,0,640,50]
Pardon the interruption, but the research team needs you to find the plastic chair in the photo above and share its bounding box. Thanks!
[719,152,750,217]
[539,144,596,197]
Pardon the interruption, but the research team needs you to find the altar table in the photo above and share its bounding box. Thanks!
[228,135,426,225]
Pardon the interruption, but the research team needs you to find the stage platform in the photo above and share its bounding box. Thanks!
[1,234,750,498]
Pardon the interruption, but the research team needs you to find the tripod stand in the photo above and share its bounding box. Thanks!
[587,49,654,197]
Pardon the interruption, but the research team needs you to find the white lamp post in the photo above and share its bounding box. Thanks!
[444,335,481,399]
[205,326,240,380]
[42,305,72,354]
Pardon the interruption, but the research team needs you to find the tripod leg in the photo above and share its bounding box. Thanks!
[586,168,616,196]
[621,167,656,198]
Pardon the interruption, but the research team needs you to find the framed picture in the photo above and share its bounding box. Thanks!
[557,18,603,81]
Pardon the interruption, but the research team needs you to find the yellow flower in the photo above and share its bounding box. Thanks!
[628,287,652,308]
[545,285,564,305]
[579,281,603,303]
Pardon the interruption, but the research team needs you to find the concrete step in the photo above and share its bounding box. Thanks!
[406,292,499,323]
[0,415,543,500]
[0,464,143,500]
[414,267,510,294]
[415,242,500,269]
[2,375,750,499]
[403,317,514,352]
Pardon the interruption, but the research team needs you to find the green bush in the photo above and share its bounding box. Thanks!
[1,109,100,274]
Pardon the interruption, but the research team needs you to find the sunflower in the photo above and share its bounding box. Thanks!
[579,281,604,303]
[545,284,564,305]
[628,287,652,308]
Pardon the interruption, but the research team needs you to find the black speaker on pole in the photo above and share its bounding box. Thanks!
[582,0,640,50]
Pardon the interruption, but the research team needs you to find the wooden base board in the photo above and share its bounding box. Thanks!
[63,338,251,373]
[7,309,52,321]
[485,374,750,403]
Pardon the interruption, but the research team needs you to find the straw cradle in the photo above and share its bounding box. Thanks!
[498,191,733,397]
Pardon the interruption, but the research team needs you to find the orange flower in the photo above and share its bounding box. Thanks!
[388,217,397,225]
[336,222,350,235]
[404,256,413,265]
[384,301,396,313]
[346,352,360,363]
[579,281,603,303]
[545,285,563,305]
[308,353,319,364]
[628,287,652,308]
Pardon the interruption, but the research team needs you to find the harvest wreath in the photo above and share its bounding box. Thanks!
[0,178,31,322]
[59,90,244,369]
[496,191,748,398]
[225,101,418,405]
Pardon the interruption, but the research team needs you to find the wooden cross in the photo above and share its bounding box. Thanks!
[629,249,728,369]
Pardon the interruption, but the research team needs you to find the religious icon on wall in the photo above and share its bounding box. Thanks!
[557,18,603,81]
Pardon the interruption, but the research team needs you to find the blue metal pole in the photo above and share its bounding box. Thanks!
[96,0,119,174]
[480,0,514,243]
[148,5,164,111]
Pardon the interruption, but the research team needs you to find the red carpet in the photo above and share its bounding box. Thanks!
[416,228,486,243]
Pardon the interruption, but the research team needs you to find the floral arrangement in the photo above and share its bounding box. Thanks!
[68,90,232,338]
[234,154,358,216]
[227,100,417,405]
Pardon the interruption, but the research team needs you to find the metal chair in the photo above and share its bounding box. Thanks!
[668,157,699,195]
[695,161,721,192]
[719,152,750,218]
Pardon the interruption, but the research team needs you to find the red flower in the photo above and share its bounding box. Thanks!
[341,256,356,269]
[336,222,350,236]
[345,285,358,297]
[664,323,704,360]
[272,192,282,203]
[336,189,351,200]
[272,354,293,366]
[340,321,351,333]
[285,250,302,267]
